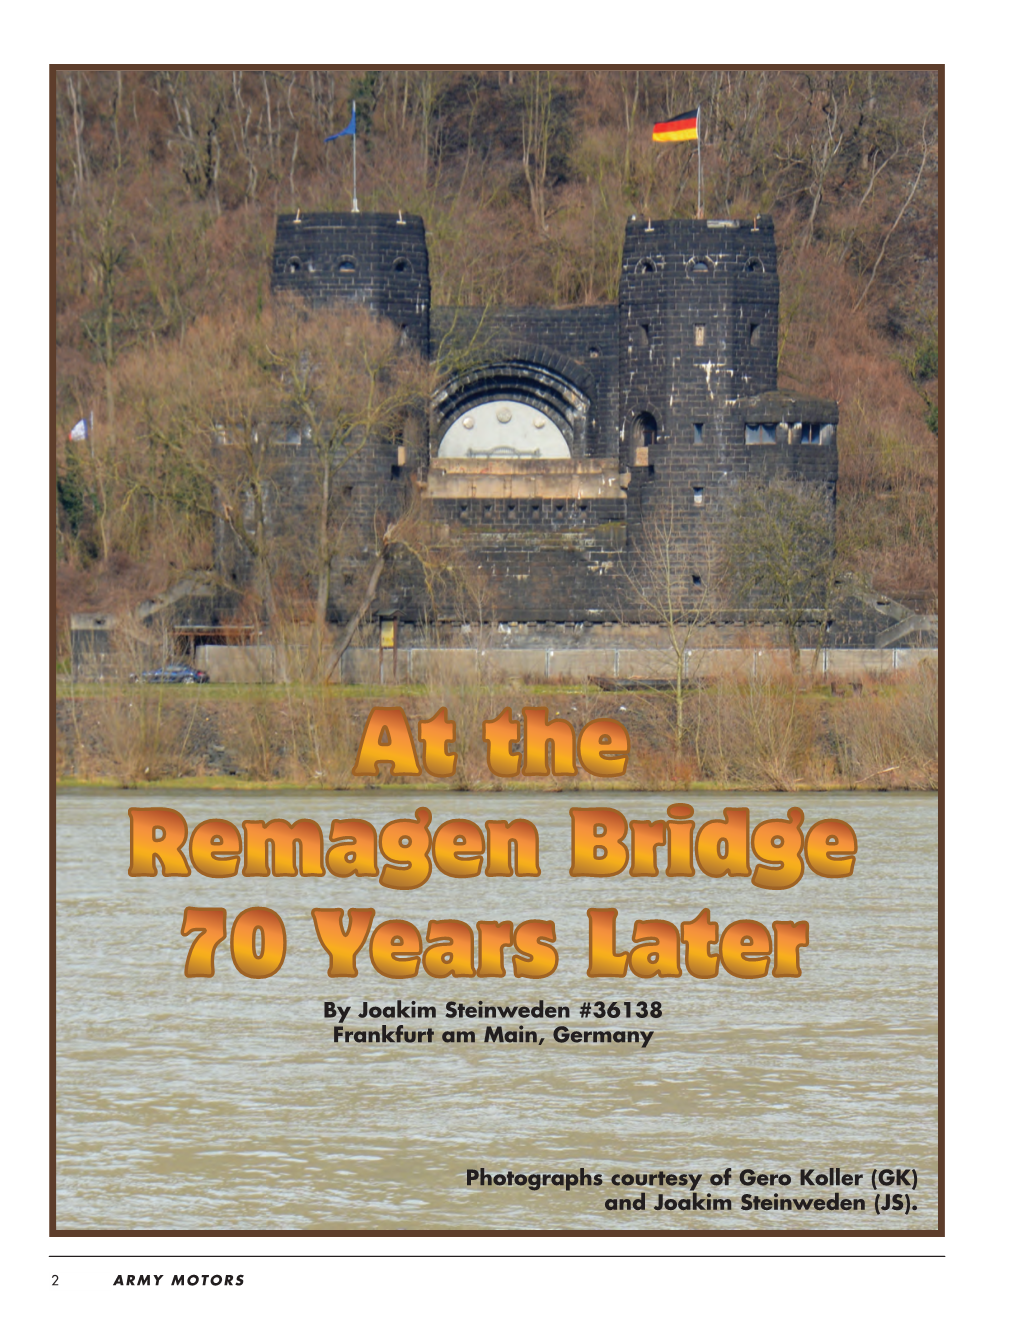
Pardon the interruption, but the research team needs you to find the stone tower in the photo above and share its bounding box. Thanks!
[271,212,430,357]
[618,216,837,575]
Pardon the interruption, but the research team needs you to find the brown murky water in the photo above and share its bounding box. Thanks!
[56,789,938,1231]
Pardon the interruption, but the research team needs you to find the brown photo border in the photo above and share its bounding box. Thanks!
[49,62,944,1242]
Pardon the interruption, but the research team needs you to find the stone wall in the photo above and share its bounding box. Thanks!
[196,642,938,686]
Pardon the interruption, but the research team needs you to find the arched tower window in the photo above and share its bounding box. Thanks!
[631,411,658,465]
[633,412,658,448]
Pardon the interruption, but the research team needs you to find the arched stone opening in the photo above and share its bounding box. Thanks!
[432,360,590,459]
[632,410,658,446]
[630,411,659,467]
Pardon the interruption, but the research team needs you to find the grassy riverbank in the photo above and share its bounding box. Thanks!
[56,659,937,792]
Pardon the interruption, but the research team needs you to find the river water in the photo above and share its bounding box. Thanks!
[56,789,938,1232]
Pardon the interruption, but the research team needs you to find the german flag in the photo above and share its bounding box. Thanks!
[653,108,699,143]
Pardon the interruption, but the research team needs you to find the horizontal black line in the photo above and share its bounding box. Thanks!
[49,1254,944,1260]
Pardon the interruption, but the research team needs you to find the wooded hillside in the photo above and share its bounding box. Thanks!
[55,68,939,630]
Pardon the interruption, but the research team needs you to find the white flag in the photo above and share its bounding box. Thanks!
[68,417,89,443]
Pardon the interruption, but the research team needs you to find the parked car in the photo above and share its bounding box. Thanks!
[138,665,210,685]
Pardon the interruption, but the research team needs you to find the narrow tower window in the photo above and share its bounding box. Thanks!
[631,412,658,466]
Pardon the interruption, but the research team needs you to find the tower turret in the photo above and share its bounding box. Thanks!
[270,211,430,356]
[618,215,837,569]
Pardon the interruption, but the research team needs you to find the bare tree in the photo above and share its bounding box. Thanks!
[154,70,226,209]
[113,310,286,632]
[75,192,133,562]
[189,317,288,633]
[851,113,932,312]
[520,70,555,235]
[113,297,431,676]
[623,502,718,750]
[722,479,838,672]
[264,298,431,673]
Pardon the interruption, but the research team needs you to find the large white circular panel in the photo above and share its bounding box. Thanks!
[438,401,571,458]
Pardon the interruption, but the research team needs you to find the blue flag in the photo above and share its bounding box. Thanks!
[325,106,356,142]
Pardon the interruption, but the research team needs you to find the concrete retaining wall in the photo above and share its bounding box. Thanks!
[196,643,937,684]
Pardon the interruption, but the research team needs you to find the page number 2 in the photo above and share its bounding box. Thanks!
[52,1275,58,1286]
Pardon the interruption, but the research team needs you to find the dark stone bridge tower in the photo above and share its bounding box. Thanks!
[271,212,431,357]
[619,216,837,578]
[264,213,433,598]
[619,215,779,460]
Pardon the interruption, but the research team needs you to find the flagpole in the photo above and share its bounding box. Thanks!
[697,105,703,219]
[352,101,359,214]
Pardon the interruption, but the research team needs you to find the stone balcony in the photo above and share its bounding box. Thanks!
[426,456,626,501]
